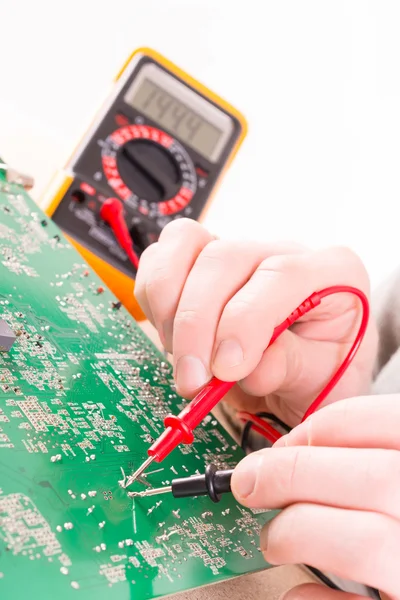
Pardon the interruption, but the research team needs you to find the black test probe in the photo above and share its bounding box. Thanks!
[128,464,233,503]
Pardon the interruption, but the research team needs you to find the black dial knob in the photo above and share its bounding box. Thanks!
[117,140,181,203]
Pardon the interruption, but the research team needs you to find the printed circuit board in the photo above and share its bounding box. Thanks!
[0,169,275,599]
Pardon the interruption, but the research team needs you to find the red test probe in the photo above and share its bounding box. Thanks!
[100,197,140,270]
[124,285,370,487]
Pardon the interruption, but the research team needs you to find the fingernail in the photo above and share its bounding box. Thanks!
[175,356,209,393]
[260,522,271,552]
[162,318,174,351]
[232,453,263,498]
[213,339,244,369]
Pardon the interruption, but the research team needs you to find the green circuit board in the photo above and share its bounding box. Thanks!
[0,172,275,599]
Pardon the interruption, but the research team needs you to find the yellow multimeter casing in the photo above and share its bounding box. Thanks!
[41,47,247,320]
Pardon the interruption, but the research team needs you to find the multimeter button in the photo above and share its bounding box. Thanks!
[71,190,86,203]
[80,182,96,196]
[195,166,209,178]
[115,112,130,127]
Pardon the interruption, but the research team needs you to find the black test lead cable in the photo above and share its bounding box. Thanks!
[127,464,233,503]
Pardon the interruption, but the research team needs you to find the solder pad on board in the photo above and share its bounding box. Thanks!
[0,171,276,599]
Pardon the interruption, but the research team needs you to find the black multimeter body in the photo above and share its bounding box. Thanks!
[44,48,247,319]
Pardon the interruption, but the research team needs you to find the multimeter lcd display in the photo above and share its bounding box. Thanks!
[126,78,222,161]
[123,61,234,163]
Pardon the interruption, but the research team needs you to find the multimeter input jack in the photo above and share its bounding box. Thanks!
[99,198,140,270]
[71,190,86,203]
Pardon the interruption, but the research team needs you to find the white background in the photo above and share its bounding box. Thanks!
[0,1,399,288]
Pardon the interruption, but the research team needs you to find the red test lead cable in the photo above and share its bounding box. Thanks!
[124,285,370,487]
[100,197,140,270]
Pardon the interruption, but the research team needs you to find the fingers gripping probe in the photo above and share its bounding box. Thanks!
[124,286,369,488]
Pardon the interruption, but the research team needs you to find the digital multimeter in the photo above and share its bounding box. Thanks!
[42,48,247,320]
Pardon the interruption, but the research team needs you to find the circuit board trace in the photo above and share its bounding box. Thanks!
[0,175,276,599]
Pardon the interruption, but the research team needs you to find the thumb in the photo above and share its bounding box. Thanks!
[280,584,376,600]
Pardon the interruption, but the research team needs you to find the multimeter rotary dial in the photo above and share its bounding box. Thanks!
[101,125,197,217]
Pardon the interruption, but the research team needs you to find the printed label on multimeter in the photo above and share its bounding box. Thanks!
[45,48,246,318]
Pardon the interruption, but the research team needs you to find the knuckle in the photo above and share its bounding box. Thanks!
[264,447,305,498]
[264,505,298,561]
[368,513,393,548]
[256,254,315,299]
[364,450,400,518]
[382,450,400,494]
[196,240,236,272]
[144,265,173,301]
[139,241,159,262]
[329,396,353,422]
[198,240,235,264]
[159,217,203,239]
[322,245,370,287]
[135,243,158,283]
[222,297,256,322]
[257,254,309,284]
[258,254,295,274]
[305,414,314,446]
[375,450,400,483]
[286,447,303,494]
[330,244,362,265]
[134,280,145,304]
[257,448,304,500]
[134,287,145,308]
[146,264,170,287]
[174,309,209,330]
[333,245,367,274]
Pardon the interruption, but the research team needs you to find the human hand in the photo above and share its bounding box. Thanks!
[135,219,377,426]
[280,586,390,600]
[230,394,400,600]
